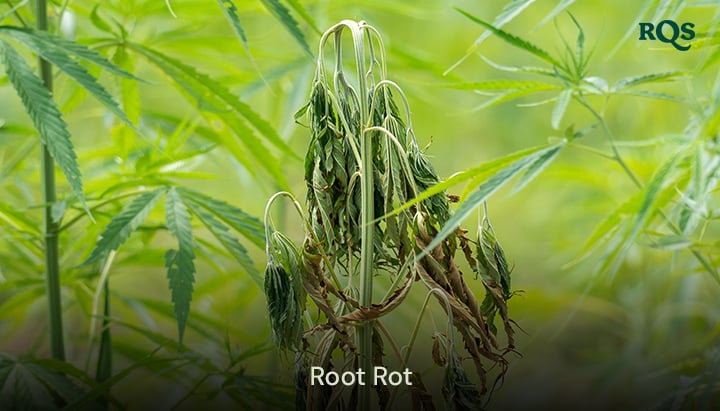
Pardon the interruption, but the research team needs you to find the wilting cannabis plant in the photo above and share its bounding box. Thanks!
[264,20,517,410]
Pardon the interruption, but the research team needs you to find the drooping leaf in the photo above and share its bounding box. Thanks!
[1,40,87,209]
[4,28,135,129]
[83,188,167,265]
[442,350,483,411]
[454,7,561,67]
[264,262,293,350]
[258,0,313,56]
[420,141,566,255]
[164,187,196,345]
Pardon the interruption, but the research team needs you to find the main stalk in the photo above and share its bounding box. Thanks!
[353,21,374,410]
[37,0,66,361]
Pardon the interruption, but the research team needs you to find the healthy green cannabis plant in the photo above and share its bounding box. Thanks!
[1,0,313,408]
[264,20,517,410]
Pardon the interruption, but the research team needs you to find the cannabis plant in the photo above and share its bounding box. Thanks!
[263,20,518,410]
[0,0,314,408]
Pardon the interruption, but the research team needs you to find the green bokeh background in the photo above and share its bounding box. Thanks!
[1,0,718,409]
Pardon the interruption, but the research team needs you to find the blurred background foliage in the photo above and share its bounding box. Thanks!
[0,0,719,409]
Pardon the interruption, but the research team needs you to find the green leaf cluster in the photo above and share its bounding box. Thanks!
[84,186,263,343]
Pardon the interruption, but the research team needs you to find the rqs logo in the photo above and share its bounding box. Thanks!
[639,20,695,51]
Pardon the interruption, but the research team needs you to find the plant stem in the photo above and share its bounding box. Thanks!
[353,21,374,410]
[37,0,66,362]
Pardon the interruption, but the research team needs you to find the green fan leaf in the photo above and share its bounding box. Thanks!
[184,198,262,287]
[0,356,98,410]
[3,28,134,129]
[612,89,686,103]
[420,141,566,256]
[164,187,196,345]
[25,363,85,404]
[386,143,555,219]
[613,71,688,90]
[129,44,257,125]
[258,0,313,56]
[83,188,167,265]
[0,26,137,79]
[178,187,264,248]
[446,0,537,74]
[600,151,685,278]
[578,193,638,256]
[129,44,295,187]
[0,361,56,410]
[626,153,683,251]
[64,352,180,411]
[511,142,564,194]
[454,7,562,67]
[1,40,87,209]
